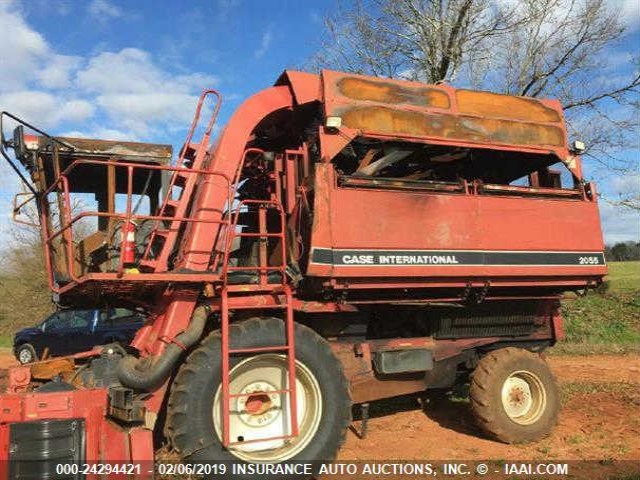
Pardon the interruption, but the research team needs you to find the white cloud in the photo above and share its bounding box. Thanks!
[36,55,82,89]
[58,99,96,122]
[0,91,95,128]
[88,0,123,20]
[254,27,273,59]
[0,2,48,92]
[75,48,218,135]
[78,48,162,93]
[0,3,218,138]
[62,128,135,141]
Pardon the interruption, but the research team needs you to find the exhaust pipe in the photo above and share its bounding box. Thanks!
[117,305,210,391]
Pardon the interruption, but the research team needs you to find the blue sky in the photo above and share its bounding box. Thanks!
[0,0,638,245]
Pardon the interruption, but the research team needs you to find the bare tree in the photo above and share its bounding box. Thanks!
[310,0,640,209]
[311,0,520,83]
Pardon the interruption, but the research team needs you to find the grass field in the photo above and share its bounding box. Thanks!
[605,261,640,291]
[555,261,640,354]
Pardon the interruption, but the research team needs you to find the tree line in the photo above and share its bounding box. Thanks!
[605,241,640,262]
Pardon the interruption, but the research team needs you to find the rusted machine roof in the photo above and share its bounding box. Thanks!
[40,136,173,164]
[279,69,570,161]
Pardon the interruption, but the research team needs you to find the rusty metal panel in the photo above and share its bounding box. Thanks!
[321,70,568,157]
[456,89,561,123]
[336,76,450,109]
[41,136,173,163]
[335,106,565,148]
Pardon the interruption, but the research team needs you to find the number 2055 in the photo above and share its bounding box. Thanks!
[578,256,600,264]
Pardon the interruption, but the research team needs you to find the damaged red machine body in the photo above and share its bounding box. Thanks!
[0,69,605,473]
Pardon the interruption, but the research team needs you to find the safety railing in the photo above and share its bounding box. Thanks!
[40,158,235,293]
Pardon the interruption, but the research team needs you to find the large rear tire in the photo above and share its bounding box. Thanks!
[166,317,351,479]
[470,347,560,444]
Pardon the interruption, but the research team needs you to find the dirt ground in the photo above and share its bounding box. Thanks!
[338,355,640,463]
[1,351,638,469]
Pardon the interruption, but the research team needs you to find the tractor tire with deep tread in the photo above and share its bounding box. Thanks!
[166,317,351,479]
[470,347,560,444]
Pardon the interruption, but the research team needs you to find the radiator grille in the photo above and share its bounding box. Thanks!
[435,305,540,339]
[9,419,85,480]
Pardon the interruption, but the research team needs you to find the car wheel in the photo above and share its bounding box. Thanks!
[16,344,38,364]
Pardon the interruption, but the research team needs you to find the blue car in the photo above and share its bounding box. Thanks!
[13,308,144,364]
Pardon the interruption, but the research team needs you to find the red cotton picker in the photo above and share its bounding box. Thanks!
[0,69,606,479]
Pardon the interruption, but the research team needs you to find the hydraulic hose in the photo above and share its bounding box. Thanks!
[117,304,210,391]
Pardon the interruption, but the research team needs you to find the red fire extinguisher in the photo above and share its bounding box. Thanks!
[121,220,137,265]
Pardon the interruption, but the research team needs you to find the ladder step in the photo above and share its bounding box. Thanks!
[174,172,190,188]
[228,345,291,354]
[163,199,181,215]
[179,142,199,161]
[138,259,157,269]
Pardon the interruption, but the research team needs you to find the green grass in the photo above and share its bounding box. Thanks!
[606,261,640,291]
[561,381,639,402]
[552,261,640,355]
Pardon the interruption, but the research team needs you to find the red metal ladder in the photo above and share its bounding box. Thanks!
[218,201,299,448]
[140,89,221,272]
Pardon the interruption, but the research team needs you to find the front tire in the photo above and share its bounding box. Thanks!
[470,347,560,443]
[16,344,37,364]
[166,317,351,478]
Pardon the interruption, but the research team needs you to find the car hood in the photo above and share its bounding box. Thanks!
[14,327,41,339]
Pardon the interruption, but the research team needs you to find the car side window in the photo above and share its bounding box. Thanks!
[69,310,93,329]
[46,312,71,331]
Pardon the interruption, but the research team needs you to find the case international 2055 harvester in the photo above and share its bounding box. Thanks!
[0,70,606,479]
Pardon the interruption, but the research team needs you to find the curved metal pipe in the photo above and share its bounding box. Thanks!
[117,305,210,391]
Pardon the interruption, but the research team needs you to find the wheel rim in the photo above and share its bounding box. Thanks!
[18,348,33,364]
[501,370,547,425]
[213,354,322,462]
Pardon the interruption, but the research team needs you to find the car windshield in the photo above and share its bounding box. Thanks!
[43,312,70,331]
